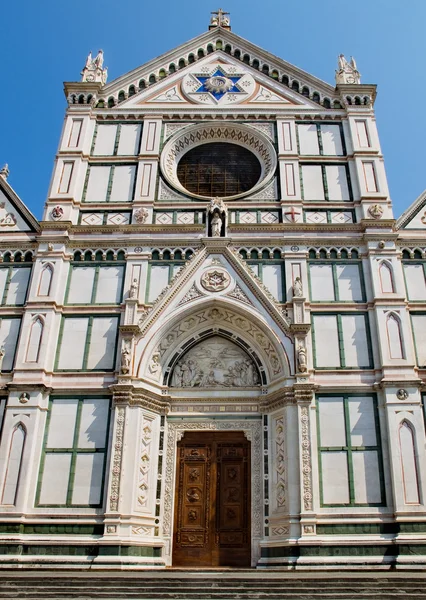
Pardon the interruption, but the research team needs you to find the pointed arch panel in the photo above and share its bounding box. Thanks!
[2,424,26,505]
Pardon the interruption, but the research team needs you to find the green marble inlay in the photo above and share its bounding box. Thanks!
[0,523,104,535]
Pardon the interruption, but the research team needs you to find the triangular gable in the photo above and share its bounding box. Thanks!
[396,189,426,230]
[138,241,291,339]
[0,177,40,233]
[119,53,318,110]
[100,27,337,107]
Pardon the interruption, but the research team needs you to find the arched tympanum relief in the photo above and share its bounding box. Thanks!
[168,335,261,388]
[136,303,291,384]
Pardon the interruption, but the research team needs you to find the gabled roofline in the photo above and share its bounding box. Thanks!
[102,26,337,100]
[0,176,40,233]
[396,189,426,230]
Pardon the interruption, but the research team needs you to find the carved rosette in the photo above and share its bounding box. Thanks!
[109,407,125,511]
[200,269,231,292]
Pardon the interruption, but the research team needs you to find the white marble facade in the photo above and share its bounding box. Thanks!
[1,14,426,570]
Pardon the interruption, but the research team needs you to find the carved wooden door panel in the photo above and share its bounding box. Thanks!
[215,442,250,567]
[172,442,213,566]
[173,432,250,567]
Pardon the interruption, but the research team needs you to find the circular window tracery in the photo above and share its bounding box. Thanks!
[176,142,261,198]
[160,123,277,201]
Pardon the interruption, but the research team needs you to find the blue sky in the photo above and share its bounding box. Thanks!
[0,0,424,219]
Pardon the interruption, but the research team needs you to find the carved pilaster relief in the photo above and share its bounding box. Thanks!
[136,414,154,510]
[300,406,313,511]
[109,407,125,511]
[274,415,287,510]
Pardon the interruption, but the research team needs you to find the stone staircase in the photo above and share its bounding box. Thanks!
[2,572,426,599]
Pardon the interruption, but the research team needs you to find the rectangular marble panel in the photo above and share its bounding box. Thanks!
[57,318,89,369]
[326,165,350,201]
[46,399,78,448]
[117,124,140,155]
[356,120,370,148]
[85,166,110,202]
[86,317,118,370]
[313,315,340,367]
[301,165,324,201]
[321,124,343,156]
[68,119,83,148]
[363,161,378,193]
[335,264,362,301]
[262,264,283,302]
[94,266,124,304]
[58,162,74,194]
[39,454,71,505]
[411,314,426,366]
[353,451,381,503]
[0,318,20,370]
[318,397,346,447]
[93,125,117,156]
[77,399,109,449]
[348,396,377,446]
[298,124,319,155]
[310,264,334,301]
[6,267,30,305]
[321,452,349,504]
[109,165,136,202]
[148,265,169,303]
[71,454,104,505]
[67,267,96,304]
[341,314,370,367]
[404,264,426,300]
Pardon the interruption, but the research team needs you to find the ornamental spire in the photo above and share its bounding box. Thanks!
[209,8,231,30]
[335,54,361,85]
[81,49,108,85]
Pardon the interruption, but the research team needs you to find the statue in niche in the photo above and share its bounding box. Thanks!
[169,335,260,388]
[129,278,138,299]
[297,346,307,373]
[208,197,227,237]
[211,212,223,237]
[293,276,303,297]
[0,346,5,371]
[121,343,131,373]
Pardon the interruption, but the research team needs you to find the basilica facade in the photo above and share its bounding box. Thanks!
[1,12,426,569]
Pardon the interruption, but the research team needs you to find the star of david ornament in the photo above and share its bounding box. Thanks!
[181,63,255,106]
[194,68,243,101]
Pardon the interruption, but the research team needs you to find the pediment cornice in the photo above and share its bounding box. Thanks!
[137,240,291,340]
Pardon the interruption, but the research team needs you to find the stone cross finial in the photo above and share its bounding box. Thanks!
[210,8,231,29]
[0,164,9,180]
[335,54,361,85]
[81,49,108,84]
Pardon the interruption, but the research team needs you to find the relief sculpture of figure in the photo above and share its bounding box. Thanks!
[169,337,261,387]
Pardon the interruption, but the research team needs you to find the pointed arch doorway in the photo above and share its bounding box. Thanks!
[172,430,251,567]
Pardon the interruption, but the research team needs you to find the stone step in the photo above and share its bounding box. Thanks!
[2,576,426,600]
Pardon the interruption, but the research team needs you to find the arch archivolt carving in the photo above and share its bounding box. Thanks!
[135,300,292,387]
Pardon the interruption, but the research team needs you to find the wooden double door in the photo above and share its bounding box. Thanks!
[173,431,251,567]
